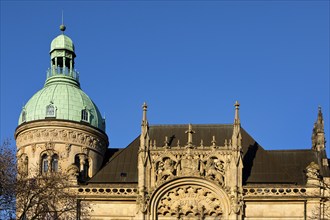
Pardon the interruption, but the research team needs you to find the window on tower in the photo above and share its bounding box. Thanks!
[75,154,90,181]
[46,103,56,118]
[23,156,29,176]
[41,152,59,174]
[81,109,89,122]
[83,158,90,179]
[22,110,27,122]
[52,154,59,172]
[41,154,49,173]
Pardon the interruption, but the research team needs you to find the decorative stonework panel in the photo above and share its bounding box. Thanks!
[153,150,227,188]
[156,157,177,182]
[157,185,223,218]
[16,128,107,154]
[203,157,225,186]
[178,154,201,176]
[243,187,307,197]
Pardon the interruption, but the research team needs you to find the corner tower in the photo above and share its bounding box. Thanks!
[15,25,108,182]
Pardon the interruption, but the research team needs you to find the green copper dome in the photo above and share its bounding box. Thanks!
[18,29,105,132]
[19,81,105,131]
[50,34,75,53]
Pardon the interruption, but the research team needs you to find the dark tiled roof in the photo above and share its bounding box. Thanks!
[244,149,318,185]
[88,124,329,185]
[88,137,140,183]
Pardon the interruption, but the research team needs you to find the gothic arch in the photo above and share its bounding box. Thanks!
[149,177,231,219]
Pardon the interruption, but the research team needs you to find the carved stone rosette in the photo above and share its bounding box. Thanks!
[149,178,232,220]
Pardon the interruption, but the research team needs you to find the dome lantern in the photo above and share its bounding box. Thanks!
[18,25,106,132]
[48,25,79,87]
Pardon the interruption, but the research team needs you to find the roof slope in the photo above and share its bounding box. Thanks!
[89,124,328,185]
[89,137,139,183]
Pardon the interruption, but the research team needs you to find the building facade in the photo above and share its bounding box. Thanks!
[15,26,329,220]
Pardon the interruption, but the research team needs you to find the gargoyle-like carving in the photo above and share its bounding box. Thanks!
[45,142,54,150]
[66,164,79,184]
[205,158,225,186]
[136,190,150,213]
[156,157,176,182]
[230,187,243,214]
[306,162,320,180]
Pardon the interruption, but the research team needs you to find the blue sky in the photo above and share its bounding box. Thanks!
[1,1,329,154]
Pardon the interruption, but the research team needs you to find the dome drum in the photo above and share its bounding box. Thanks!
[15,119,109,180]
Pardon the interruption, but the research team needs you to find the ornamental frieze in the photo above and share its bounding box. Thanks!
[16,128,107,154]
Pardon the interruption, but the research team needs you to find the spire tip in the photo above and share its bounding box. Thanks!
[234,101,240,108]
[142,102,148,110]
[60,10,66,33]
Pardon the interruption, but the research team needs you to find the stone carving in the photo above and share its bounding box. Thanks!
[178,153,201,176]
[156,157,176,182]
[153,152,229,188]
[230,187,243,214]
[16,128,107,154]
[204,158,225,186]
[65,144,71,157]
[306,162,319,180]
[31,144,36,157]
[66,164,79,183]
[82,147,89,155]
[45,142,54,150]
[136,189,150,213]
[157,185,223,218]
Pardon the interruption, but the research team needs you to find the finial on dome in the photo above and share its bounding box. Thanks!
[60,24,66,32]
[60,10,66,33]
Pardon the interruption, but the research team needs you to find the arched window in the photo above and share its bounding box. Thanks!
[19,154,29,176]
[75,154,90,181]
[83,158,90,179]
[46,103,56,118]
[52,154,59,172]
[22,110,27,122]
[41,154,49,173]
[75,154,80,167]
[81,109,89,122]
[23,156,29,176]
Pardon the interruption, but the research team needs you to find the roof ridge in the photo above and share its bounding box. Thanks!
[150,123,233,127]
[266,149,314,152]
